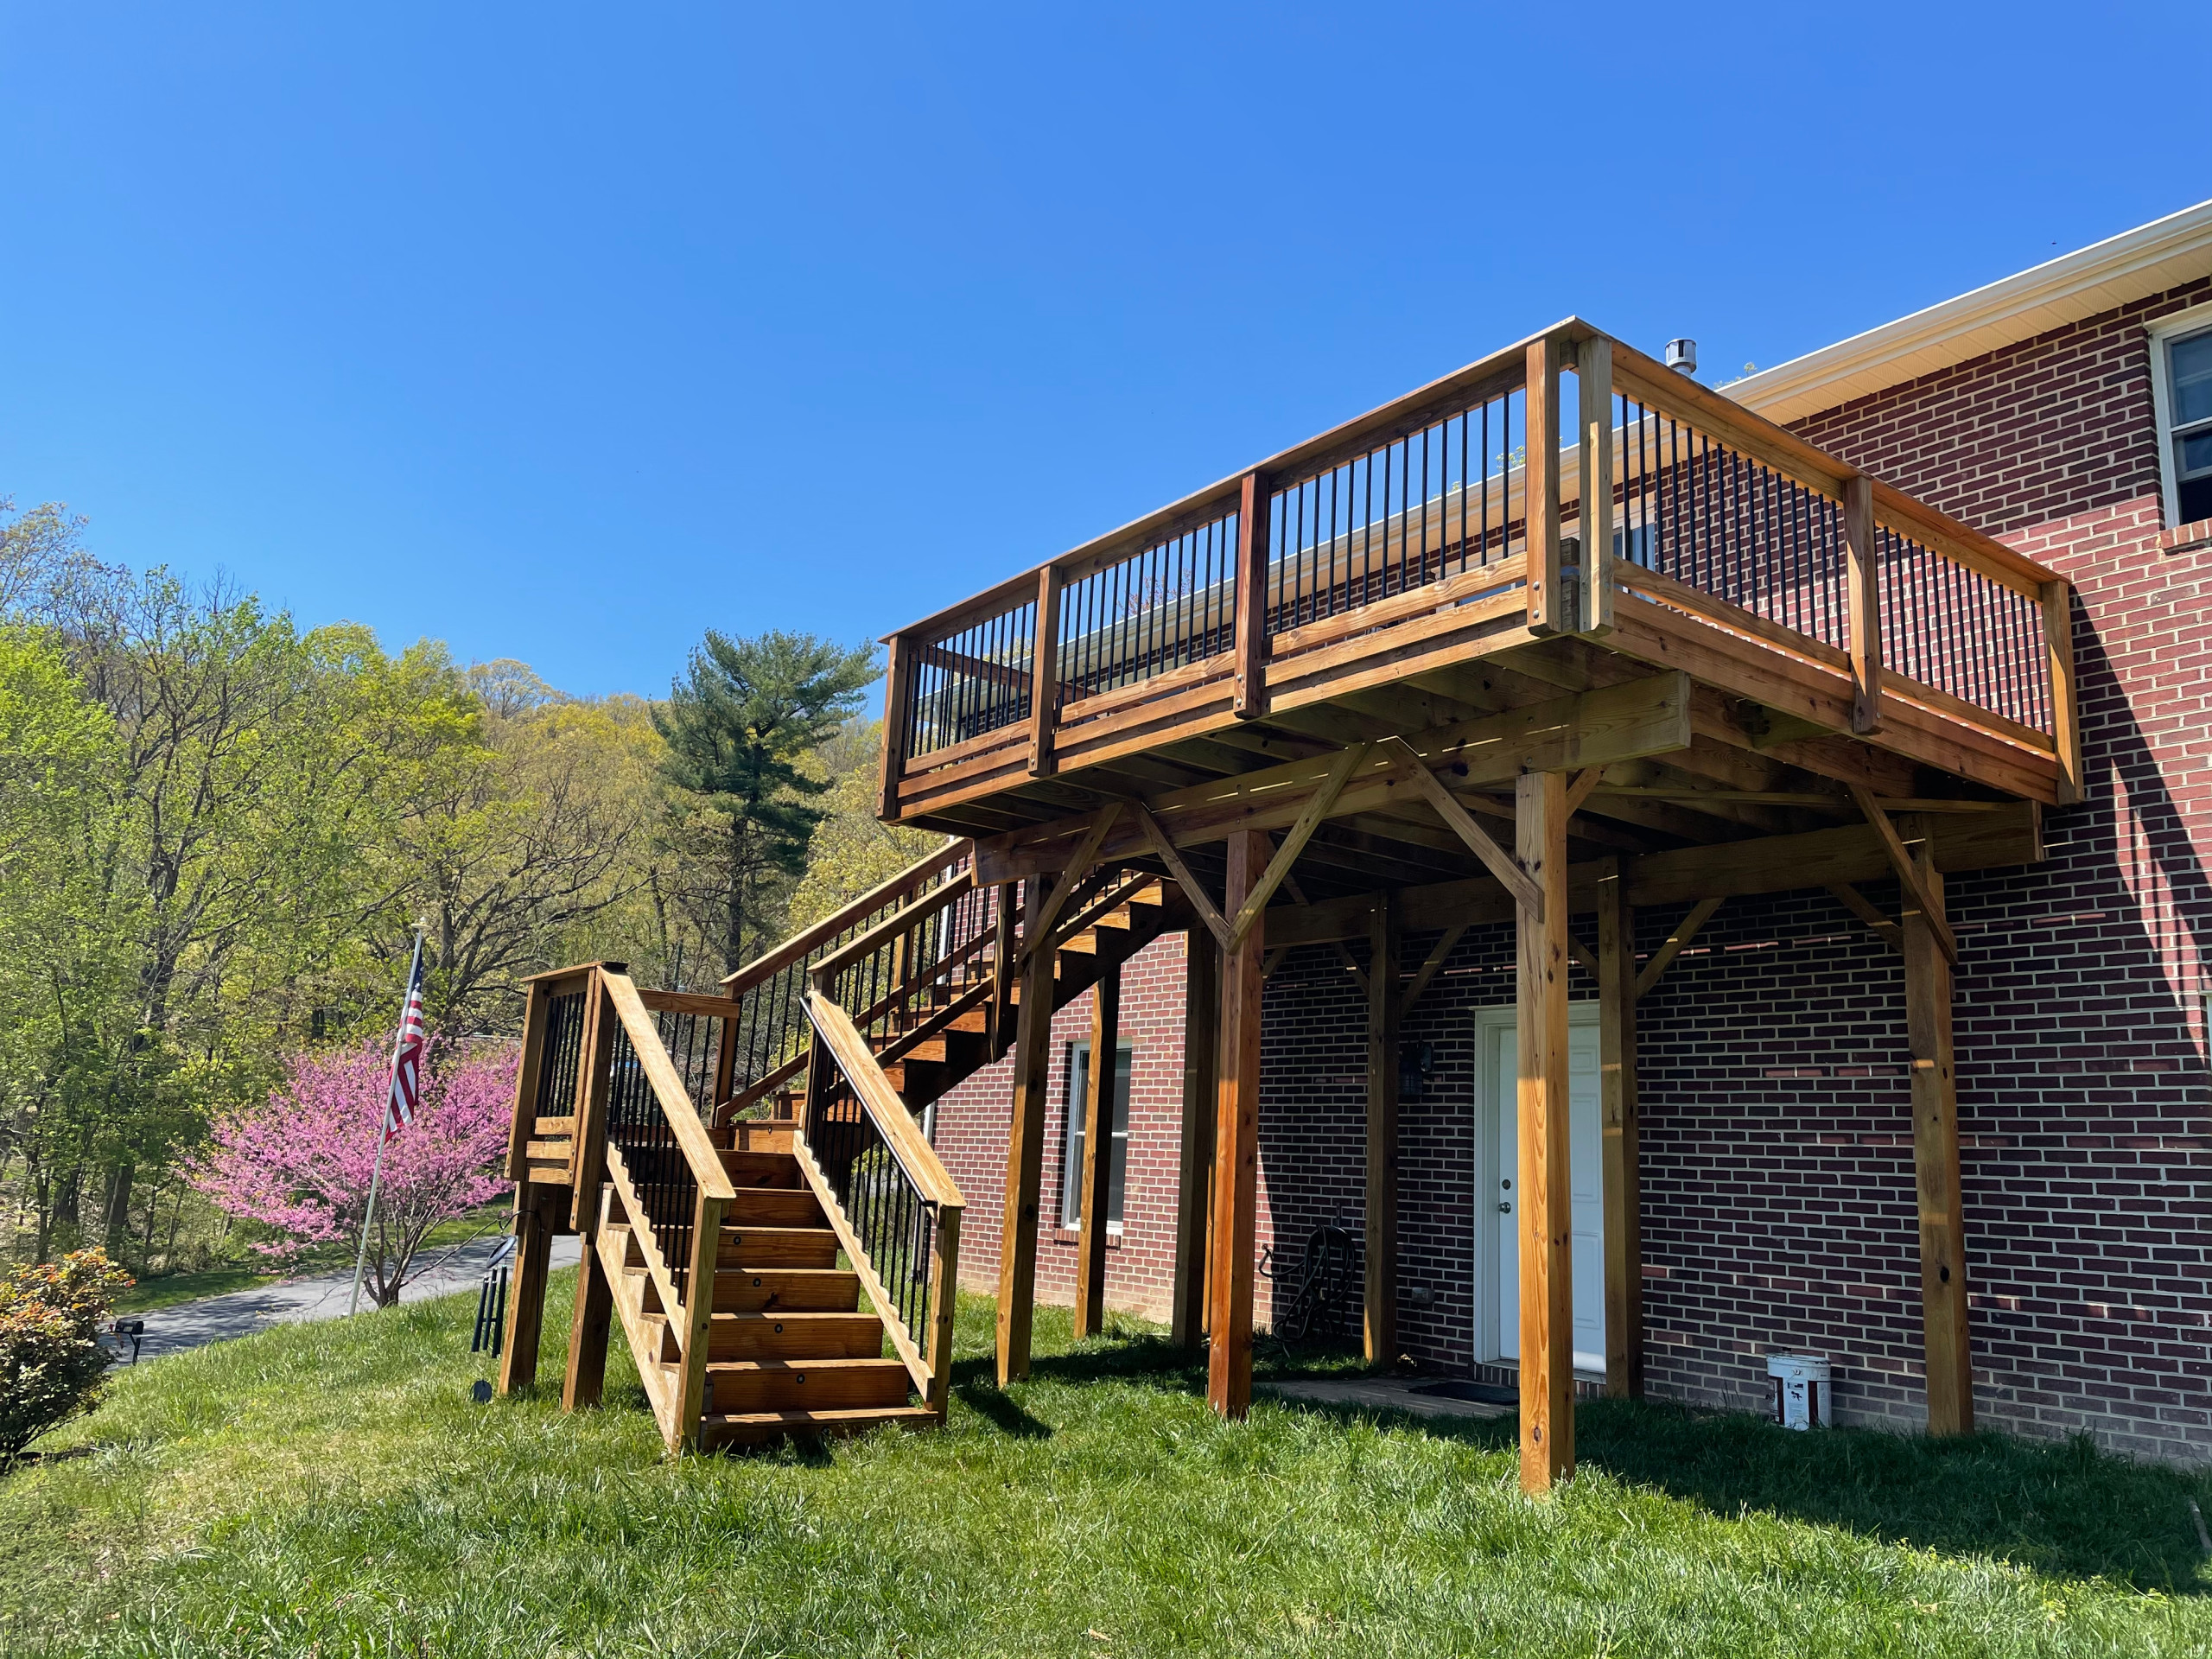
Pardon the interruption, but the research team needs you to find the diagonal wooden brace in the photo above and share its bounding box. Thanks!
[1224,744,1369,951]
[1020,802,1121,960]
[1129,797,1232,952]
[1848,785,1960,966]
[1382,735,1546,921]
[1635,896,1721,1000]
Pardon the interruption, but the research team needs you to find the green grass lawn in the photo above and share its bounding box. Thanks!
[6,1272,2209,1657]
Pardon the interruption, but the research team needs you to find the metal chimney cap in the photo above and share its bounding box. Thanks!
[1664,338,1698,375]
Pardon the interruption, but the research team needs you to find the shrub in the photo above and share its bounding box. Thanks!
[0,1249,134,1465]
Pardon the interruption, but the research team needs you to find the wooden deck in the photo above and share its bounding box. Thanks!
[877,320,2076,904]
[869,319,2075,1495]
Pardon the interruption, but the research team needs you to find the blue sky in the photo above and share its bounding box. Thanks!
[2,3,2206,704]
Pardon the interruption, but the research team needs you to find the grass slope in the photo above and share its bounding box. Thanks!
[4,1271,2209,1657]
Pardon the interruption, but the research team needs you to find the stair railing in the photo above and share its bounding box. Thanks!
[584,969,738,1446]
[798,989,965,1415]
[714,838,976,1121]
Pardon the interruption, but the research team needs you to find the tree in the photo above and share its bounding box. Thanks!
[652,632,875,979]
[785,721,944,935]
[379,657,652,1033]
[191,1039,513,1307]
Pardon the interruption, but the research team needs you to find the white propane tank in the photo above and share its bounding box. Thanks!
[1765,1353,1833,1429]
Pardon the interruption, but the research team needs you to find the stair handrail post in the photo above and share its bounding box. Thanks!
[677,1183,728,1451]
[924,1204,962,1417]
[569,965,621,1234]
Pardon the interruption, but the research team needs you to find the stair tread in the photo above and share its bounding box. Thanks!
[709,1310,876,1324]
[702,1356,907,1373]
[702,1406,938,1428]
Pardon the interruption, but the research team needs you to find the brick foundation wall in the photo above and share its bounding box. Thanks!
[924,276,2212,1464]
[932,934,1195,1324]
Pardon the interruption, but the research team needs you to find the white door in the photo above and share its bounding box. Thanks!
[1493,1020,1605,1374]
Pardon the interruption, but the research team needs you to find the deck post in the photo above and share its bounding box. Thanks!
[1207,830,1267,1418]
[1845,475,1883,734]
[877,631,912,818]
[1172,926,1219,1349]
[1516,768,1574,1491]
[995,870,1058,1385]
[1363,893,1400,1365]
[1902,812,1974,1434]
[497,1179,563,1396]
[1073,962,1122,1338]
[563,1198,615,1410]
[1596,858,1643,1399]
[1526,335,1566,635]
[1027,568,1063,778]
[1232,471,1270,719]
[1577,334,1615,636]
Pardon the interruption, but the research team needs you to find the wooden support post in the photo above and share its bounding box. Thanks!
[497,1179,563,1396]
[1028,566,1063,778]
[925,1205,961,1418]
[1578,334,1615,636]
[1073,962,1122,1338]
[2041,578,2082,806]
[878,631,912,818]
[1363,893,1400,1365]
[1526,335,1566,635]
[1845,476,1883,734]
[563,1200,614,1410]
[989,880,1018,1060]
[569,974,618,1232]
[677,1185,728,1450]
[995,870,1058,1385]
[1232,470,1270,719]
[1172,926,1218,1349]
[1901,812,1974,1436]
[504,979,550,1180]
[1207,830,1267,1418]
[1596,859,1642,1399]
[1516,768,1574,1492]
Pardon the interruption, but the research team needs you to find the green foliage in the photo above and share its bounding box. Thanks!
[2,1287,2209,1655]
[0,1248,132,1465]
[652,630,876,977]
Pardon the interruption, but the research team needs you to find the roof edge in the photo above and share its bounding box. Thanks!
[1724,200,2212,424]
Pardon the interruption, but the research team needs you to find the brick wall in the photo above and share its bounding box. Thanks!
[932,934,1195,1323]
[925,276,2212,1463]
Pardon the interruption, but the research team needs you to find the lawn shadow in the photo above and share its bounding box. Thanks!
[947,1360,1052,1438]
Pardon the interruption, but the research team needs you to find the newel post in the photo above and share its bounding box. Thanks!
[878,630,913,820]
[1232,471,1270,719]
[1845,476,1883,734]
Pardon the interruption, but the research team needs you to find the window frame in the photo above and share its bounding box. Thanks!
[2148,300,2212,529]
[1059,1039,1135,1231]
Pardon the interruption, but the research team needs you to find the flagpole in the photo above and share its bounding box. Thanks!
[351,922,425,1316]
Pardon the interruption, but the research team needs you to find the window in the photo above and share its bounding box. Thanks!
[2152,307,2212,527]
[1059,1041,1132,1229]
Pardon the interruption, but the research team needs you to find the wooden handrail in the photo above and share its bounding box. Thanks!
[806,866,976,984]
[717,839,968,996]
[803,991,966,1210]
[601,973,737,1204]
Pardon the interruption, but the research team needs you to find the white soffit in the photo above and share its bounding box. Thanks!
[1725,200,2212,426]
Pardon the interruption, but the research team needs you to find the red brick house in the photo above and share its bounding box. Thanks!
[501,203,2210,1473]
[925,200,2212,1465]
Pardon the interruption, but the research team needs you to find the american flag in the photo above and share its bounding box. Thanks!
[385,942,427,1143]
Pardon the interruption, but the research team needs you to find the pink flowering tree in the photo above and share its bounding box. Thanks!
[194,1039,515,1307]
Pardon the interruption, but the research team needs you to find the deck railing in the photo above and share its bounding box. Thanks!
[880,319,2081,817]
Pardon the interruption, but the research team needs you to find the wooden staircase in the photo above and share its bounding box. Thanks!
[502,842,1187,1453]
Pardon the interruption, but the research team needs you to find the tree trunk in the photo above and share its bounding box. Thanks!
[724,818,746,980]
[103,1162,135,1253]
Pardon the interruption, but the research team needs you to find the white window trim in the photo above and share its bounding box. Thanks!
[2147,299,2212,529]
[1060,1039,1133,1233]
